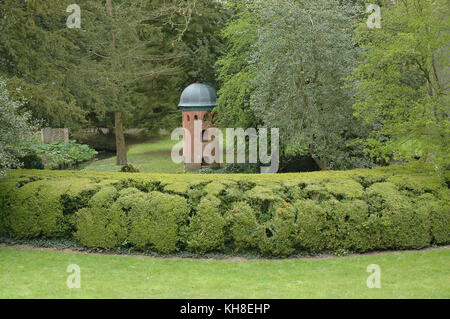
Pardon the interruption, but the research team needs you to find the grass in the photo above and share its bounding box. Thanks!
[0,247,449,298]
[83,137,183,173]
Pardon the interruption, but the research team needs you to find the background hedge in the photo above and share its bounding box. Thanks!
[0,162,448,256]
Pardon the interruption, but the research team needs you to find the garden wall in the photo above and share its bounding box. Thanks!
[0,163,448,256]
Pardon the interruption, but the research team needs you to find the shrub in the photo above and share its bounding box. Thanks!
[321,199,372,252]
[8,180,70,238]
[295,200,329,252]
[128,190,189,253]
[186,196,226,253]
[0,181,18,236]
[366,182,431,249]
[18,152,44,170]
[31,140,98,170]
[303,183,335,202]
[0,162,448,256]
[245,186,285,223]
[418,194,450,245]
[120,164,140,173]
[324,179,364,200]
[260,202,298,256]
[74,187,127,249]
[226,202,260,251]
[89,186,118,208]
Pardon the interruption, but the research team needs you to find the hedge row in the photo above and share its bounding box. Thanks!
[0,163,448,256]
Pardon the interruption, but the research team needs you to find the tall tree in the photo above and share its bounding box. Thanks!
[74,0,198,165]
[215,0,260,129]
[351,0,449,168]
[0,77,34,175]
[0,0,85,127]
[132,0,230,135]
[105,0,127,165]
[249,0,364,170]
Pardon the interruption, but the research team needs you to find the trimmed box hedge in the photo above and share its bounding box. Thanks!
[0,162,448,256]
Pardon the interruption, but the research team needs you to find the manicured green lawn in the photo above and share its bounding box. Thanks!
[0,247,448,298]
[83,137,183,173]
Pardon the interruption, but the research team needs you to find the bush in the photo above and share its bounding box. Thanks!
[0,181,19,236]
[226,202,260,251]
[332,200,372,252]
[18,152,44,170]
[0,162,448,256]
[128,190,189,253]
[74,186,127,249]
[366,182,431,249]
[418,194,450,245]
[120,164,140,173]
[295,200,329,252]
[186,196,226,253]
[8,180,71,238]
[260,202,298,256]
[196,163,260,174]
[31,140,98,170]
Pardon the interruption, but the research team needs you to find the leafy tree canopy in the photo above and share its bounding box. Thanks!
[0,77,34,175]
[351,0,449,168]
[0,0,85,127]
[217,0,368,169]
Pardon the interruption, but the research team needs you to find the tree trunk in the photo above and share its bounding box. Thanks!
[309,145,327,170]
[106,1,126,166]
[115,111,127,166]
[312,156,327,170]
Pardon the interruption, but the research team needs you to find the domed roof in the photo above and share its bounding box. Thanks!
[178,83,217,110]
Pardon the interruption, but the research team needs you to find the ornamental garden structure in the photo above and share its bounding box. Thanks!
[178,82,218,171]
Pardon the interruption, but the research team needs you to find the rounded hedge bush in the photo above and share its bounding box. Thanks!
[0,163,448,256]
[128,190,190,253]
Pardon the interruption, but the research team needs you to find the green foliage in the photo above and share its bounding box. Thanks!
[89,186,118,209]
[18,152,44,170]
[0,181,18,236]
[6,180,84,238]
[417,193,449,245]
[128,190,190,253]
[0,164,448,255]
[30,140,97,170]
[216,0,368,169]
[226,202,260,251]
[186,195,226,253]
[250,0,366,170]
[325,180,364,200]
[325,200,372,252]
[366,182,431,249]
[351,0,450,168]
[260,203,298,256]
[295,200,329,252]
[50,184,191,253]
[179,0,230,87]
[0,77,34,175]
[215,0,260,129]
[245,185,285,224]
[120,164,140,173]
[0,0,87,127]
[0,0,226,139]
[74,186,127,249]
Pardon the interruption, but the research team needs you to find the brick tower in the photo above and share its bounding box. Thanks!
[178,83,217,171]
